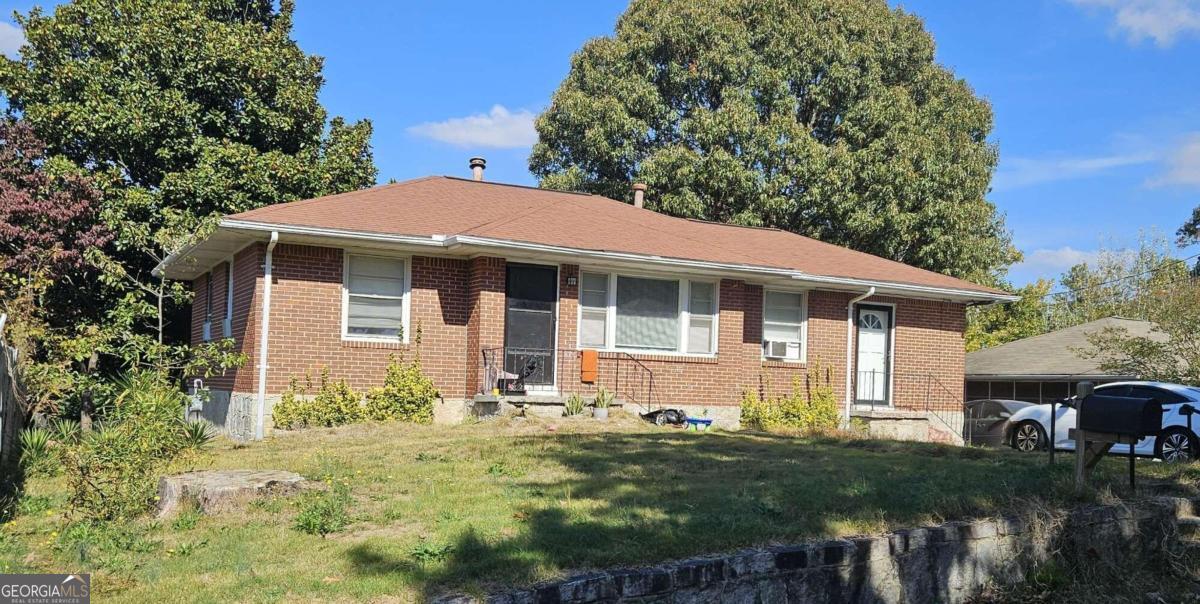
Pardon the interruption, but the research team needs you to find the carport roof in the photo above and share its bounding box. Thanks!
[965,316,1164,380]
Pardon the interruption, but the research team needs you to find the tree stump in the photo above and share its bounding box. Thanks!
[156,470,308,517]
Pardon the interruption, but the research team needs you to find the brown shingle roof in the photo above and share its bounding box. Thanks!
[965,317,1165,379]
[223,176,1008,297]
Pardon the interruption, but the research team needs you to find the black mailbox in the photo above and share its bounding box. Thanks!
[1078,395,1163,437]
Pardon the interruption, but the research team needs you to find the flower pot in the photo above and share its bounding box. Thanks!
[593,407,609,421]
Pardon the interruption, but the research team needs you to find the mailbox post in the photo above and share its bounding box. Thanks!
[1071,381,1164,493]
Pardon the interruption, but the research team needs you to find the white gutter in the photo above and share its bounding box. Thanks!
[160,221,1019,304]
[844,286,876,426]
[254,231,279,440]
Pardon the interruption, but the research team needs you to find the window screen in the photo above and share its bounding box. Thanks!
[579,272,609,347]
[687,282,716,354]
[763,291,803,359]
[615,276,679,350]
[346,255,405,338]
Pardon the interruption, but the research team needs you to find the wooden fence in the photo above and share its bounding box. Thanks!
[0,315,23,483]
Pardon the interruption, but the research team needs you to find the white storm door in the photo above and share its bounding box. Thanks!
[855,306,891,404]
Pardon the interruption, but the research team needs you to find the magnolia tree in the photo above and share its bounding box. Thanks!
[531,0,1017,283]
[0,0,374,418]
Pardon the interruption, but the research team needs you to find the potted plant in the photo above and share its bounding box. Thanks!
[592,387,613,420]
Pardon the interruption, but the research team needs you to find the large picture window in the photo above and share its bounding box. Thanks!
[577,272,716,355]
[344,254,408,340]
[763,290,805,361]
[616,276,679,350]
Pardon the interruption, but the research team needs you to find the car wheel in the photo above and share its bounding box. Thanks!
[1156,428,1196,463]
[1011,421,1046,453]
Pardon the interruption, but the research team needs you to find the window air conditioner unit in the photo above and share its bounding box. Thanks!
[765,341,790,358]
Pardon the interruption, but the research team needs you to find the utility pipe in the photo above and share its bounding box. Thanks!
[843,286,876,426]
[255,231,279,440]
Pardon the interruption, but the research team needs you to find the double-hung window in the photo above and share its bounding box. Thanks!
[579,272,609,348]
[344,254,408,340]
[763,290,805,361]
[686,282,716,354]
[202,272,213,341]
[578,272,717,354]
[223,260,234,338]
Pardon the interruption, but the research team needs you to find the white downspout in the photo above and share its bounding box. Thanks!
[255,231,279,440]
[844,286,876,426]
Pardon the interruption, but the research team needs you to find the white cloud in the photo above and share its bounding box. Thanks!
[1150,132,1200,186]
[0,22,24,58]
[1013,247,1103,276]
[1071,0,1200,47]
[993,152,1154,191]
[407,105,537,149]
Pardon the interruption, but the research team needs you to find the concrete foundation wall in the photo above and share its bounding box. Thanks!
[440,497,1192,604]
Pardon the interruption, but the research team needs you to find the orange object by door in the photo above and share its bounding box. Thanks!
[580,349,599,383]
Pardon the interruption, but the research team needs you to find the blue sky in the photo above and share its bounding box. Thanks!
[2,0,1198,286]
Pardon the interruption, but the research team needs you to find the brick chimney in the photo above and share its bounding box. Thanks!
[632,183,647,209]
[469,157,486,181]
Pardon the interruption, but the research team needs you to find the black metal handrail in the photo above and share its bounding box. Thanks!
[478,347,655,411]
[614,352,655,413]
[480,347,578,395]
[852,369,963,440]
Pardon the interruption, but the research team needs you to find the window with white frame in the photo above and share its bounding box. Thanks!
[579,272,609,347]
[344,254,407,339]
[202,272,213,341]
[223,260,234,338]
[762,290,805,360]
[577,272,716,354]
[687,281,717,354]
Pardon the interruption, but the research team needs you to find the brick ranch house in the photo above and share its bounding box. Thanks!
[156,161,1016,441]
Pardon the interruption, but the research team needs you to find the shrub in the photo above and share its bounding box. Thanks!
[293,483,352,537]
[58,372,192,522]
[18,427,56,477]
[563,393,585,416]
[364,354,437,423]
[180,421,216,451]
[272,369,364,430]
[740,360,839,434]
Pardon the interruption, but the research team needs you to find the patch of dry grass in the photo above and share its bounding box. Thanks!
[2,412,1196,602]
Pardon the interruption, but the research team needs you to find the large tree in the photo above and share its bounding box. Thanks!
[531,0,1017,283]
[0,0,374,410]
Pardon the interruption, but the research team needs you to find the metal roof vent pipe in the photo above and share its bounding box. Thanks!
[632,183,647,209]
[469,157,486,181]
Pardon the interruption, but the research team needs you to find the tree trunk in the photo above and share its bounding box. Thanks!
[79,351,98,432]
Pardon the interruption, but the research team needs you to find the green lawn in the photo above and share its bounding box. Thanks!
[2,414,1198,602]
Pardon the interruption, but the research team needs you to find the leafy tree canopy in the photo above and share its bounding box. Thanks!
[531,0,1017,283]
[0,0,373,415]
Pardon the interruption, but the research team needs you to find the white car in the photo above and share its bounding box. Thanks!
[1006,381,1200,463]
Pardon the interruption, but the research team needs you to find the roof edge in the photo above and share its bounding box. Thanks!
[175,220,1017,303]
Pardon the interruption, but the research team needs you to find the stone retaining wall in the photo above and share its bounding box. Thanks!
[437,497,1191,604]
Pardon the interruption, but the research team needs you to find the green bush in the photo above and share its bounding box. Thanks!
[364,354,437,423]
[740,360,840,434]
[272,369,364,430]
[563,393,585,416]
[59,372,193,522]
[18,427,56,477]
[293,483,352,537]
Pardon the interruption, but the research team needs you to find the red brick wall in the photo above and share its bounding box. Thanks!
[190,244,966,413]
[189,244,261,392]
[464,256,506,395]
[254,245,471,397]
